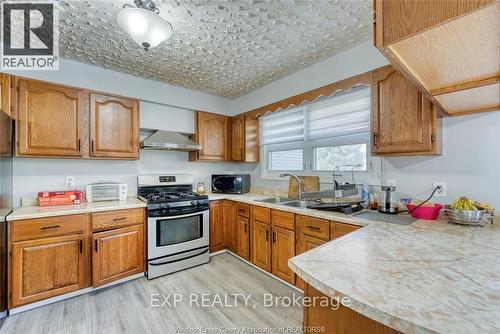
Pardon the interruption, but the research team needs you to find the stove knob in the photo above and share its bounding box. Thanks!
[191,200,197,205]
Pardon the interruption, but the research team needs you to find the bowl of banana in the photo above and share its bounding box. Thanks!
[441,197,494,226]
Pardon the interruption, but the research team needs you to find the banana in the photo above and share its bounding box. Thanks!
[451,197,479,211]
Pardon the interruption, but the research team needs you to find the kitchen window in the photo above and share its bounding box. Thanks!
[260,86,376,182]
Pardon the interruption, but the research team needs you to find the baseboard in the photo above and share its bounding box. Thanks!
[214,250,303,293]
[209,249,228,257]
[9,272,145,315]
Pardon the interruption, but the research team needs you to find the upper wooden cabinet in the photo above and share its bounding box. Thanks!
[17,79,85,157]
[231,114,245,161]
[0,74,11,116]
[89,93,139,159]
[374,0,499,116]
[15,78,139,160]
[371,65,442,156]
[190,111,259,162]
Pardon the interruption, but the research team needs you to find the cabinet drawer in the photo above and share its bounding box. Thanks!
[299,216,330,241]
[271,209,295,230]
[12,214,87,242]
[237,203,250,218]
[91,208,144,231]
[331,222,361,240]
[251,205,270,224]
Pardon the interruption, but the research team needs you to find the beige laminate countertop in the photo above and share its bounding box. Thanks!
[210,193,500,334]
[7,198,147,221]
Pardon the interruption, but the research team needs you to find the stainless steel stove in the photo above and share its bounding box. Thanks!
[138,174,209,279]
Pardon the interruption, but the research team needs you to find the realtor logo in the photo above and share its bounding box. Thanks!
[1,1,59,70]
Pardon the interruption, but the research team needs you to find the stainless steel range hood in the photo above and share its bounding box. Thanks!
[140,130,201,151]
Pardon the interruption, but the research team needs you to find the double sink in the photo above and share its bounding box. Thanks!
[255,197,308,209]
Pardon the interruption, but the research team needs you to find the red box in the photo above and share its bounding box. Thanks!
[38,191,83,207]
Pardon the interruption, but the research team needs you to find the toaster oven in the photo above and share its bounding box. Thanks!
[86,182,128,202]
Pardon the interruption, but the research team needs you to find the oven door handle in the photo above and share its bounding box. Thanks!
[149,248,209,266]
[150,210,207,220]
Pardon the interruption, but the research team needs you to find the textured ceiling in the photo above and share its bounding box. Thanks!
[58,0,372,99]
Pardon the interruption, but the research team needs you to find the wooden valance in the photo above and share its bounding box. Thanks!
[244,70,372,119]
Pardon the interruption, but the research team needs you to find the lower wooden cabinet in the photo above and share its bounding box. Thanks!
[209,200,225,252]
[331,222,361,240]
[304,284,402,333]
[92,225,144,287]
[250,220,271,271]
[271,226,295,284]
[295,235,326,290]
[223,200,237,252]
[10,234,86,308]
[235,216,250,260]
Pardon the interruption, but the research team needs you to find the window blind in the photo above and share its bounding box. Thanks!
[260,107,304,145]
[307,86,370,141]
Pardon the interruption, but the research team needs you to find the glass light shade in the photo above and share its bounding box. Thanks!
[117,8,172,50]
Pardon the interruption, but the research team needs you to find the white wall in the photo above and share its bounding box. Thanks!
[382,112,500,208]
[2,58,232,114]
[229,41,389,115]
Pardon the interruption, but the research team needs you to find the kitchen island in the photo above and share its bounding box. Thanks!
[289,218,500,334]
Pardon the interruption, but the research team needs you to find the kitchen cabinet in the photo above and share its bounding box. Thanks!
[0,74,11,116]
[271,226,295,284]
[235,215,250,260]
[190,111,229,161]
[209,200,225,253]
[89,93,139,159]
[371,65,442,156]
[250,220,271,272]
[231,114,245,161]
[92,225,144,287]
[189,111,260,162]
[303,284,402,334]
[331,222,361,240]
[10,234,86,308]
[373,0,499,116]
[223,200,237,252]
[295,235,326,290]
[17,79,85,157]
[297,215,330,241]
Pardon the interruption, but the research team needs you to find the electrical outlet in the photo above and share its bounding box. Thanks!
[433,182,447,197]
[65,176,75,188]
[386,179,397,187]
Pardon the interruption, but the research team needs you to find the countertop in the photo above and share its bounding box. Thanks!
[211,193,500,333]
[289,219,500,334]
[7,198,147,221]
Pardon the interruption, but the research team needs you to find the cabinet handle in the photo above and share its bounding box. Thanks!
[77,139,81,151]
[244,223,248,233]
[266,229,269,241]
[113,217,127,222]
[238,209,246,213]
[95,239,98,252]
[272,232,276,243]
[79,240,83,253]
[373,131,378,146]
[306,225,320,231]
[41,225,60,230]
[91,140,94,152]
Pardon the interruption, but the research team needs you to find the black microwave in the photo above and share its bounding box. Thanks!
[211,174,251,194]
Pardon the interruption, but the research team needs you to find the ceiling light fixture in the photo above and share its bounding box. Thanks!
[117,0,172,51]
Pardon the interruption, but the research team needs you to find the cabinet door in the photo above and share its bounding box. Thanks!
[331,222,361,240]
[10,234,86,308]
[194,111,228,160]
[250,220,271,272]
[0,74,10,116]
[371,65,440,155]
[272,226,295,284]
[231,115,245,161]
[209,200,225,252]
[244,116,259,162]
[89,93,139,159]
[223,200,237,252]
[92,225,144,287]
[17,79,84,157]
[236,216,250,260]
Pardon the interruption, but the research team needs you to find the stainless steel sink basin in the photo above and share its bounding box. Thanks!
[254,197,294,204]
[279,200,308,209]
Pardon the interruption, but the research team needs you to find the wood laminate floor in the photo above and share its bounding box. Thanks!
[0,253,302,334]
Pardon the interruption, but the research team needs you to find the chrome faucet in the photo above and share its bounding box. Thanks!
[280,173,304,200]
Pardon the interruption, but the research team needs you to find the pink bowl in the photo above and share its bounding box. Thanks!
[406,203,443,220]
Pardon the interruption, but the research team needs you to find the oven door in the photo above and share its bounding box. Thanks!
[148,209,209,260]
